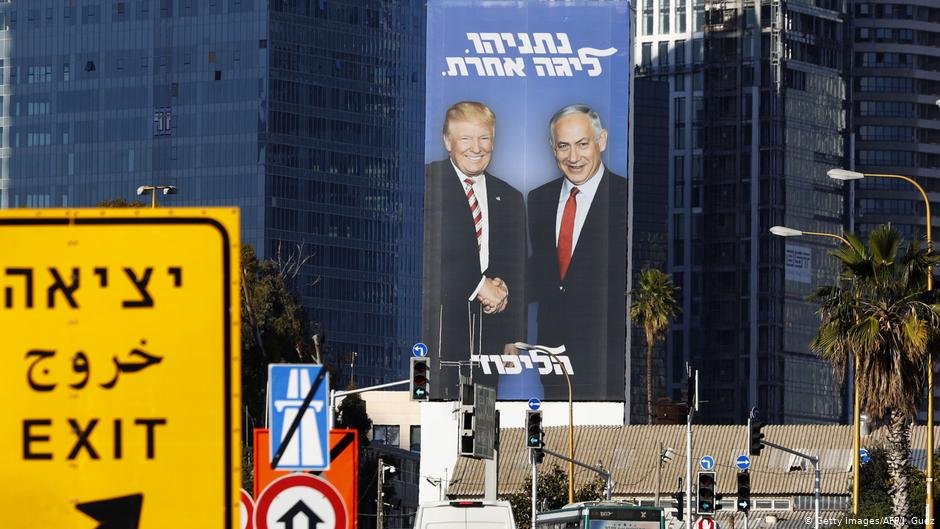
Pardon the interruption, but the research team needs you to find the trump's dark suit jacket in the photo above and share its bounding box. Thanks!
[422,159,526,399]
[527,169,627,400]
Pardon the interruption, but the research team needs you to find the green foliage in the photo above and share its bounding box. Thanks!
[502,464,607,529]
[241,244,321,433]
[97,198,146,207]
[629,268,681,423]
[847,447,940,528]
[335,392,372,448]
[810,225,940,523]
[811,225,940,419]
[629,269,681,341]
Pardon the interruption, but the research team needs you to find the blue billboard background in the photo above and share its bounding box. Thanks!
[425,0,631,192]
[423,0,632,402]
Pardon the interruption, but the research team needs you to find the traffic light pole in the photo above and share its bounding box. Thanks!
[531,450,538,525]
[686,409,692,529]
[762,440,820,529]
[685,366,697,529]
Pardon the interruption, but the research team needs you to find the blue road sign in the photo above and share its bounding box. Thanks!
[860,448,870,464]
[412,342,429,357]
[528,398,542,410]
[736,455,751,470]
[700,455,715,471]
[268,364,330,471]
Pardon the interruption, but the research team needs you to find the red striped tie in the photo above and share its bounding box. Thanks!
[464,178,484,252]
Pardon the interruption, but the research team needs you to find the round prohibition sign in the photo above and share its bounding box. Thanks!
[255,473,348,529]
[240,489,255,529]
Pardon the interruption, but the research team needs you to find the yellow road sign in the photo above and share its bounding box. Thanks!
[0,208,241,529]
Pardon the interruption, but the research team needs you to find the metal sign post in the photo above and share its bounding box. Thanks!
[531,450,537,525]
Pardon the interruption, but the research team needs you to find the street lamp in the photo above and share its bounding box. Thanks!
[513,342,575,504]
[828,167,934,525]
[771,225,858,514]
[136,185,177,208]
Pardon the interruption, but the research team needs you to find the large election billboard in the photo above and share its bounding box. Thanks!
[422,0,632,401]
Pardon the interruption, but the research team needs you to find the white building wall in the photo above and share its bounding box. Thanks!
[356,391,624,503]
[419,401,624,502]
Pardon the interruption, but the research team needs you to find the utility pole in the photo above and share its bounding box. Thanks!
[657,441,663,507]
[685,365,697,529]
[377,456,385,529]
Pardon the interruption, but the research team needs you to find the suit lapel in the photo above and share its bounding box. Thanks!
[541,179,563,282]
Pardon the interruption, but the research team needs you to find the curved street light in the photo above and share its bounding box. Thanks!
[136,185,177,208]
[827,167,934,525]
[513,342,575,504]
[771,226,859,513]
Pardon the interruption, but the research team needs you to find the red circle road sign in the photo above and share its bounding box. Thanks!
[241,489,255,529]
[255,474,349,529]
[697,518,719,529]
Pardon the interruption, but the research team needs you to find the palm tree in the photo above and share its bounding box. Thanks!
[630,268,681,424]
[811,225,939,528]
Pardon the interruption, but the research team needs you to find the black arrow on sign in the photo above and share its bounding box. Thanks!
[277,500,323,529]
[76,494,143,529]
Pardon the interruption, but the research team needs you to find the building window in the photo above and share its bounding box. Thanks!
[660,0,671,34]
[373,425,400,447]
[676,1,686,32]
[410,425,421,452]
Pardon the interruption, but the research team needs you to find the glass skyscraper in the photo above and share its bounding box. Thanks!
[0,0,424,388]
[636,0,849,424]
[846,0,940,421]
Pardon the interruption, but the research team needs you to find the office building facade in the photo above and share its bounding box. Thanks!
[636,0,848,423]
[0,0,424,388]
[845,0,940,421]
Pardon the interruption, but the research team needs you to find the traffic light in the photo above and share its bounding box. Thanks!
[749,416,766,456]
[525,410,545,464]
[737,471,751,512]
[410,357,429,401]
[671,491,685,521]
[696,471,716,515]
[525,410,543,448]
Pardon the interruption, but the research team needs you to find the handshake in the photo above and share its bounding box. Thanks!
[477,276,509,314]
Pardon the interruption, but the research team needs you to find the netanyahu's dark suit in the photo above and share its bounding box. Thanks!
[527,169,627,400]
[422,159,526,399]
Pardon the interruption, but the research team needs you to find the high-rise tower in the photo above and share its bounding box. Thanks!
[637,0,848,423]
[0,0,425,388]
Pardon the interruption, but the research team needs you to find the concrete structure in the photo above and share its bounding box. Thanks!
[636,0,848,424]
[0,0,424,391]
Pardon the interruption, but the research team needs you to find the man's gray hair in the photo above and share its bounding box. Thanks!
[549,104,604,146]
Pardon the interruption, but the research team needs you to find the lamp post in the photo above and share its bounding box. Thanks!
[828,167,934,526]
[771,225,858,513]
[136,185,177,208]
[514,342,575,504]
